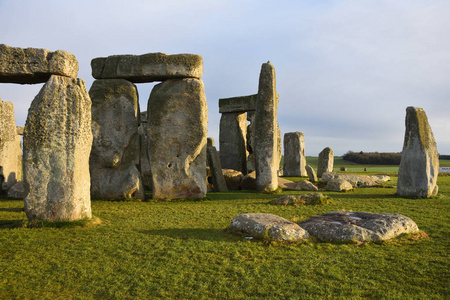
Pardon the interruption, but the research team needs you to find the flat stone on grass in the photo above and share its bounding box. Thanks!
[270,193,329,206]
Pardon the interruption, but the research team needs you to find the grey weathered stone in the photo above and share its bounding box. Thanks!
[369,175,391,182]
[270,193,326,206]
[89,79,144,200]
[148,78,207,199]
[91,53,203,83]
[222,169,244,190]
[277,177,295,190]
[305,165,318,183]
[7,180,25,199]
[299,211,420,241]
[317,147,334,178]
[0,44,78,84]
[246,111,256,172]
[241,171,257,190]
[219,112,247,173]
[254,62,279,191]
[283,132,307,176]
[23,75,92,221]
[326,178,353,192]
[292,180,319,191]
[229,213,309,242]
[218,94,257,113]
[320,172,381,188]
[207,137,214,147]
[138,112,152,190]
[397,107,439,198]
[207,146,228,192]
[0,99,22,191]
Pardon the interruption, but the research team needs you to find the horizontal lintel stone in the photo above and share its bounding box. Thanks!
[219,94,257,113]
[91,52,203,83]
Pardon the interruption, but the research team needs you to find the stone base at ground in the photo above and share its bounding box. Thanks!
[229,213,309,242]
[299,211,419,241]
[222,169,244,190]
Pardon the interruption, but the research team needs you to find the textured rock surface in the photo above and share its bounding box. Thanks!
[369,175,391,182]
[277,177,295,190]
[207,146,228,192]
[397,107,439,198]
[222,169,244,190]
[148,78,207,199]
[0,99,22,191]
[292,180,319,191]
[23,75,92,221]
[89,79,144,200]
[241,171,257,190]
[91,52,203,83]
[138,111,152,190]
[229,213,309,241]
[0,44,78,84]
[7,180,25,199]
[326,178,353,192]
[305,165,318,183]
[246,111,256,172]
[270,193,327,206]
[218,94,257,113]
[317,147,334,178]
[299,211,420,241]
[320,172,381,188]
[219,112,247,173]
[283,132,307,176]
[254,62,279,191]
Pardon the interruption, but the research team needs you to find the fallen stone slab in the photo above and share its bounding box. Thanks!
[326,178,353,192]
[0,44,78,84]
[222,169,244,190]
[298,211,420,242]
[277,177,295,190]
[321,172,381,187]
[291,180,319,191]
[229,213,309,242]
[270,193,328,206]
[91,52,203,83]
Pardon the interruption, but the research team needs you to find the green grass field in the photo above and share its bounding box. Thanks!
[0,164,449,299]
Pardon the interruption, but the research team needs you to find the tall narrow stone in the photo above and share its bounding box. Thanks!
[207,145,228,192]
[23,75,92,221]
[317,147,334,178]
[397,107,439,198]
[246,111,256,172]
[283,132,306,177]
[148,78,207,199]
[138,111,152,190]
[254,61,278,191]
[89,79,144,200]
[0,99,22,191]
[219,112,247,173]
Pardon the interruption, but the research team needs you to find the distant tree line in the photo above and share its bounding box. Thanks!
[440,155,450,160]
[342,151,402,165]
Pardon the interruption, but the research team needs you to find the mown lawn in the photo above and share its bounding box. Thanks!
[0,175,449,299]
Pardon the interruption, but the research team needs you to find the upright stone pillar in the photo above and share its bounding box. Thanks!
[317,147,334,178]
[219,112,247,173]
[397,107,439,198]
[246,111,256,172]
[283,132,307,176]
[23,75,92,221]
[0,99,22,191]
[148,78,207,199]
[254,62,278,191]
[89,79,144,200]
[138,111,152,190]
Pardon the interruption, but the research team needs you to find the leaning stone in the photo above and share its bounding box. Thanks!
[148,78,207,199]
[299,211,420,242]
[222,169,244,191]
[89,79,144,200]
[207,146,228,192]
[270,193,327,206]
[283,132,307,176]
[305,165,318,183]
[23,75,92,221]
[219,112,247,173]
[397,107,439,198]
[326,178,353,192]
[91,52,203,83]
[241,171,257,190]
[0,99,22,191]
[317,147,334,178]
[229,213,309,242]
[254,62,279,191]
[7,180,25,199]
[0,44,78,84]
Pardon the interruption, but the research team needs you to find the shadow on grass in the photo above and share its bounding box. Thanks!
[0,207,23,212]
[138,228,241,242]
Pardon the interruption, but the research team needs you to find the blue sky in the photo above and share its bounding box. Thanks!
[1,0,449,155]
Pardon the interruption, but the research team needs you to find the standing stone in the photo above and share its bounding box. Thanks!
[148,78,207,199]
[219,112,247,173]
[305,165,318,183]
[207,145,228,192]
[138,111,152,190]
[283,132,307,177]
[23,75,92,221]
[254,62,278,191]
[246,111,256,172]
[89,79,144,200]
[0,99,22,191]
[317,147,334,178]
[0,44,78,84]
[397,107,439,198]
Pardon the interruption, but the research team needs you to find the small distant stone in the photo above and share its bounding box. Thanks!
[326,178,353,192]
[299,211,420,241]
[270,193,329,206]
[229,213,309,242]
